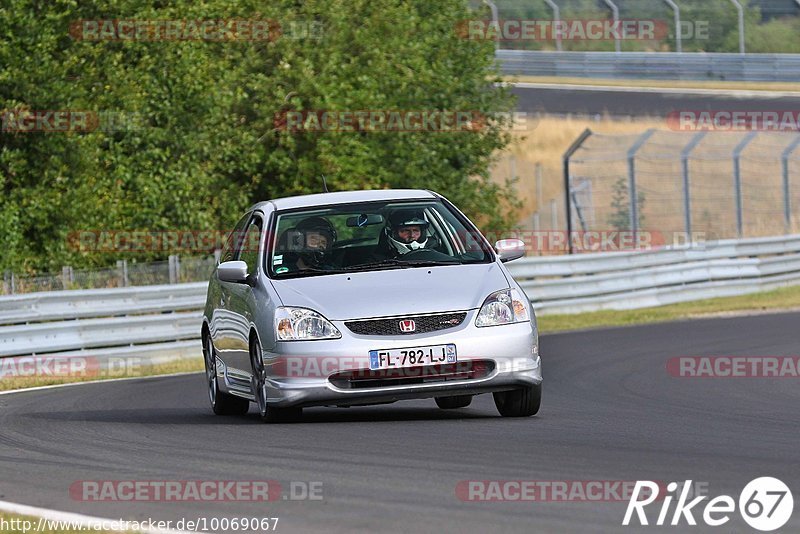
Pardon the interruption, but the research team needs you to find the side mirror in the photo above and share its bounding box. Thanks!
[495,239,526,263]
[218,260,249,283]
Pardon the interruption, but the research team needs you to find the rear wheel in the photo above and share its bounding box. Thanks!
[203,333,249,416]
[435,395,473,409]
[250,336,302,423]
[493,384,542,417]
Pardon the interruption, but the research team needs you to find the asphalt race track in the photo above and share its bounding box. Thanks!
[512,85,800,118]
[1,312,799,533]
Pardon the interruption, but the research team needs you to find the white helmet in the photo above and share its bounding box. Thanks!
[387,209,429,255]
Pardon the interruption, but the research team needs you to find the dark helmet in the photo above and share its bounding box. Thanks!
[386,209,430,253]
[293,216,336,265]
[295,216,336,246]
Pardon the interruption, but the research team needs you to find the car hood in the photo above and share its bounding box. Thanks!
[270,263,509,321]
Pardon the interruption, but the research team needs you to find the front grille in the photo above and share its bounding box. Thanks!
[329,361,495,389]
[345,312,467,336]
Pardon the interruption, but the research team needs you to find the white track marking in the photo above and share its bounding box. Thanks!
[0,371,202,397]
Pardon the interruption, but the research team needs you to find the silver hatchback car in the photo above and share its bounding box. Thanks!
[202,189,542,422]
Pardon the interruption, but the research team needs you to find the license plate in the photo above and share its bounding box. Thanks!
[369,344,457,370]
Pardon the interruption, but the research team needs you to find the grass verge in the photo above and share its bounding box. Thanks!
[505,75,800,93]
[0,358,203,393]
[538,284,800,333]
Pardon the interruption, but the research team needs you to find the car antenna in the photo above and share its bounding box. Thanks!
[321,175,329,193]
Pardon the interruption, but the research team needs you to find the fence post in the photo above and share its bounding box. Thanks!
[169,255,178,284]
[214,249,222,264]
[61,266,72,290]
[535,162,543,212]
[728,0,746,54]
[543,0,563,51]
[663,0,682,53]
[733,132,758,238]
[601,0,621,53]
[782,137,800,233]
[681,131,708,241]
[563,129,593,254]
[3,271,10,295]
[483,0,500,51]
[627,129,657,243]
[117,260,129,287]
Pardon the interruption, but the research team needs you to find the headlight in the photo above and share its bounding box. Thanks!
[475,288,530,327]
[275,307,341,341]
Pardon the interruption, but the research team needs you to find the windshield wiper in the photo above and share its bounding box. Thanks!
[341,258,460,272]
[273,266,349,278]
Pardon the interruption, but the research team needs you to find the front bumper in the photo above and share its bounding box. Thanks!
[261,311,542,408]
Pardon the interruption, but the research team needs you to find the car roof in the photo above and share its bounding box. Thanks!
[250,189,439,212]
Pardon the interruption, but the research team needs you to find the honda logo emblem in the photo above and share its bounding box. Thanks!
[399,319,416,333]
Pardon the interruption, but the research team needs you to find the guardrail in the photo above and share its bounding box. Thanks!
[496,50,800,82]
[512,234,800,314]
[2,235,799,368]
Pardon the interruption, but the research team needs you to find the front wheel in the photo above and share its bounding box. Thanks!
[203,333,249,416]
[250,336,302,423]
[493,383,541,417]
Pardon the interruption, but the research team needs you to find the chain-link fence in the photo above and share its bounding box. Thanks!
[1,253,219,295]
[565,129,800,248]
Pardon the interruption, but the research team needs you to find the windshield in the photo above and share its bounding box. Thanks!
[268,199,494,278]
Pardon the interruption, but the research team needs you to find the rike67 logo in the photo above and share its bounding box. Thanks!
[623,478,793,531]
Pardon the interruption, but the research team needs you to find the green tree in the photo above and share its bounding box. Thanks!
[1,0,519,272]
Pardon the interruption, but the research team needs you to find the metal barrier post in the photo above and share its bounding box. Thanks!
[733,132,758,238]
[563,129,593,254]
[681,131,708,240]
[627,129,657,242]
[782,137,800,232]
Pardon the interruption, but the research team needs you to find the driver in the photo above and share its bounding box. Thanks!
[280,216,337,272]
[385,209,434,256]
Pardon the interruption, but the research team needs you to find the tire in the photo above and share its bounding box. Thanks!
[435,395,473,409]
[493,383,542,417]
[203,332,249,416]
[250,336,302,423]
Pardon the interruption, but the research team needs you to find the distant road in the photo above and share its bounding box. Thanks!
[512,82,800,118]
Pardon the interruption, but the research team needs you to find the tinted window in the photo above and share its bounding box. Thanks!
[237,214,263,272]
[220,212,252,264]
